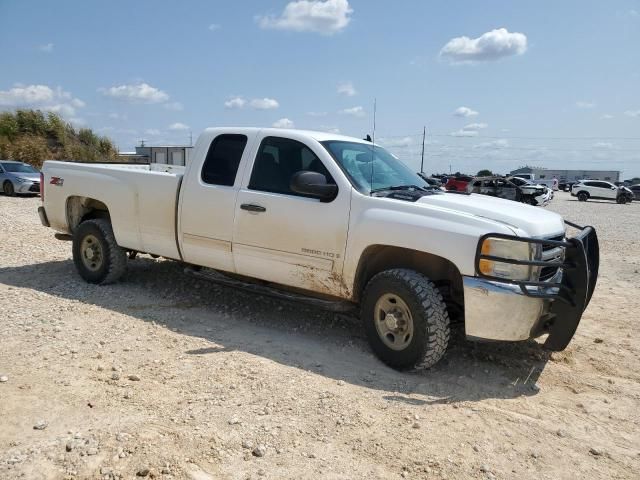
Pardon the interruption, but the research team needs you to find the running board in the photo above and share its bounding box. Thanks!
[184,266,356,313]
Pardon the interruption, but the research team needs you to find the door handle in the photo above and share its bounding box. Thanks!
[240,203,266,213]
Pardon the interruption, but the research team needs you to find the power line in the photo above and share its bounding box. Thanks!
[378,132,640,141]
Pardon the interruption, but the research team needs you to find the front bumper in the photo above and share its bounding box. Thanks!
[14,180,40,194]
[464,223,599,350]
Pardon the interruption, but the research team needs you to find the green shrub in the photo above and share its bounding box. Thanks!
[0,109,117,167]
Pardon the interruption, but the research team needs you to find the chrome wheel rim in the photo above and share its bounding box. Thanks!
[80,234,103,271]
[374,293,414,351]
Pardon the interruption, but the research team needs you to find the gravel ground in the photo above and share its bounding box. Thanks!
[0,192,639,480]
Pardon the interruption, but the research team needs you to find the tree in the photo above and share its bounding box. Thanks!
[477,169,493,177]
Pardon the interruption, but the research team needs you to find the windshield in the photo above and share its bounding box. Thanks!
[320,141,428,193]
[1,162,39,174]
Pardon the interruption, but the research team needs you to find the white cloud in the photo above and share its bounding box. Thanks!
[169,122,189,131]
[0,84,86,117]
[474,139,509,149]
[450,129,479,137]
[100,82,169,104]
[257,0,353,35]
[624,109,640,117]
[224,96,247,109]
[318,125,340,134]
[601,114,614,120]
[339,105,365,117]
[630,9,639,17]
[145,129,162,136]
[440,28,527,63]
[576,101,596,108]
[38,43,54,53]
[250,97,279,110]
[453,106,479,118]
[463,122,488,130]
[307,111,327,117]
[337,81,356,96]
[379,137,414,148]
[68,117,86,127]
[593,142,613,149]
[272,118,295,128]
[208,23,221,31]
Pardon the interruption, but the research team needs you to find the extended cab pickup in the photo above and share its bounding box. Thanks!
[38,128,599,370]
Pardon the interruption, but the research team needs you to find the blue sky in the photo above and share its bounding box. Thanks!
[1,1,639,177]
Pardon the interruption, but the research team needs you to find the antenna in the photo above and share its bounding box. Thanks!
[420,125,426,174]
[369,98,376,195]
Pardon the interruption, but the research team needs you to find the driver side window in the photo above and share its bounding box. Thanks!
[249,136,334,196]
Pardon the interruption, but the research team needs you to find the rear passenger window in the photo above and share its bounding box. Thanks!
[201,134,248,186]
[248,136,334,196]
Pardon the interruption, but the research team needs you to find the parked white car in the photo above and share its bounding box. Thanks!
[38,128,599,370]
[0,160,41,196]
[513,173,559,191]
[571,180,633,204]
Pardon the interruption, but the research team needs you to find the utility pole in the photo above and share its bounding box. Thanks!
[189,131,193,147]
[420,126,426,174]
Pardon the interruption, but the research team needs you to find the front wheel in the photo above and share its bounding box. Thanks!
[3,181,15,197]
[72,218,127,284]
[361,269,450,370]
[616,196,627,204]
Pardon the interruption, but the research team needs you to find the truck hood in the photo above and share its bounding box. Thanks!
[417,192,565,237]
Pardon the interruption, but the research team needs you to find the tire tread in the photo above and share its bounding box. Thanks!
[362,268,450,370]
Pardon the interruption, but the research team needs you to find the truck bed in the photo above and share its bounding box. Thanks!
[42,161,185,259]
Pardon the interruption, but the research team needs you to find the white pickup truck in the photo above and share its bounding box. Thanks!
[38,128,599,370]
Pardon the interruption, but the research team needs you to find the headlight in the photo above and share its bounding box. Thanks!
[478,237,541,281]
[14,177,28,183]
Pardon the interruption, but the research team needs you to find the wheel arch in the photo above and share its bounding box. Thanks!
[66,196,111,233]
[352,245,464,319]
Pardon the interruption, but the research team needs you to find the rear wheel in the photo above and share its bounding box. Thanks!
[361,269,450,370]
[3,181,15,197]
[72,218,127,284]
[577,192,589,202]
[616,196,627,204]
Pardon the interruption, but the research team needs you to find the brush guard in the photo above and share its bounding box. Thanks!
[474,221,599,351]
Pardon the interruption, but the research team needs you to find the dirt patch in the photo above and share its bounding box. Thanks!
[1,193,639,479]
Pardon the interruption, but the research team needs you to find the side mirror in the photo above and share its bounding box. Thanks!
[290,171,338,202]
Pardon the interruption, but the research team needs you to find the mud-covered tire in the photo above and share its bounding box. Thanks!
[72,219,127,284]
[361,269,450,370]
[3,181,15,197]
[577,192,588,202]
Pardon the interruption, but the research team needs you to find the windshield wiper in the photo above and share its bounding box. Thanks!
[370,184,430,195]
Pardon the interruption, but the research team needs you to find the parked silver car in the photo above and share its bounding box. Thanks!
[0,161,41,196]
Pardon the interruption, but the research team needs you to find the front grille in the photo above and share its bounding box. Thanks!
[29,182,40,192]
[539,235,565,281]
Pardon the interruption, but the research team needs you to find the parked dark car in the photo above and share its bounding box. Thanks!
[417,173,444,189]
[629,185,640,201]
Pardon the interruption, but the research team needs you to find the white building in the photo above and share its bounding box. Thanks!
[510,167,620,183]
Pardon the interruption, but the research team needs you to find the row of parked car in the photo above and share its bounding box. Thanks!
[422,174,554,206]
[420,173,639,206]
